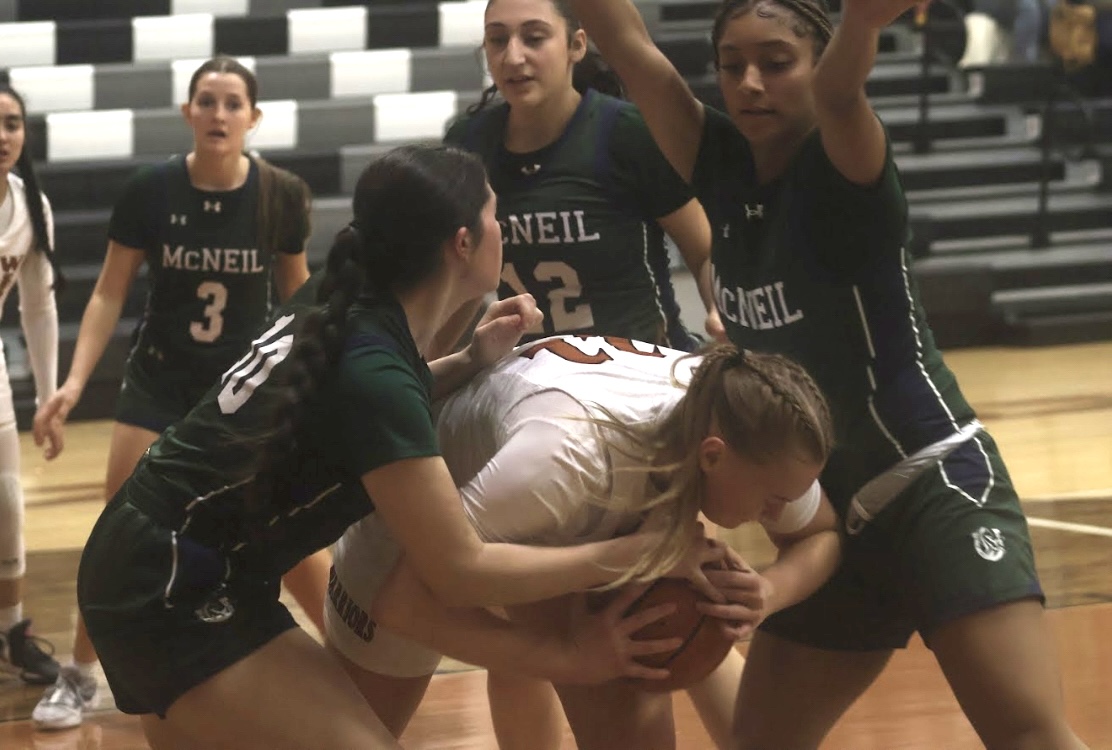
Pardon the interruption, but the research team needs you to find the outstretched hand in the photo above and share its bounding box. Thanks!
[467,294,543,368]
[32,382,81,460]
[696,546,775,641]
[662,524,730,603]
[564,585,682,684]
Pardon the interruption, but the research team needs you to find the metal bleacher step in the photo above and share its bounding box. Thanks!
[905,161,1100,204]
[993,281,1112,318]
[992,282,1112,346]
[909,191,1112,256]
[895,146,1074,194]
[914,240,1112,289]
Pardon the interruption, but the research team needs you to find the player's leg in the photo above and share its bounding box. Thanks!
[555,674,676,750]
[732,630,892,749]
[684,645,744,750]
[0,364,60,686]
[731,519,909,749]
[34,421,159,730]
[503,594,674,750]
[930,599,1086,750]
[324,638,435,737]
[488,671,565,750]
[281,548,331,637]
[146,628,400,749]
[323,514,441,736]
[78,421,158,664]
[909,436,1086,749]
[486,599,566,750]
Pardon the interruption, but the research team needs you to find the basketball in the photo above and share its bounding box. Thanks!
[621,577,737,693]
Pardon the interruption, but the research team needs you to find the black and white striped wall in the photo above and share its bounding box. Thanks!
[0,1,488,66]
[7,47,487,116]
[21,89,478,163]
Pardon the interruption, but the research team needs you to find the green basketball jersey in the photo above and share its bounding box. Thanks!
[693,107,977,509]
[122,272,439,576]
[446,90,692,344]
[109,157,304,388]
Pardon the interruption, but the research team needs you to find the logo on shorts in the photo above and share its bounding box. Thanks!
[195,593,235,624]
[327,567,376,642]
[972,527,1006,562]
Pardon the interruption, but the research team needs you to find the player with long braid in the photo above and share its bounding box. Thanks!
[0,84,65,686]
[30,55,331,731]
[569,0,1089,747]
[75,145,721,749]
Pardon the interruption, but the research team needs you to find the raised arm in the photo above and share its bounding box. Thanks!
[812,0,921,185]
[32,241,144,459]
[568,0,705,180]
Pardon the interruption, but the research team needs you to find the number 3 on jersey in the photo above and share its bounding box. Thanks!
[502,261,595,333]
[191,280,228,343]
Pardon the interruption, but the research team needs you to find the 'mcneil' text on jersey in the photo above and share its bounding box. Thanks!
[501,210,601,246]
[713,268,804,331]
[162,244,266,274]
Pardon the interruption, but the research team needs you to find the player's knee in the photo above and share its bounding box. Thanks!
[0,473,26,581]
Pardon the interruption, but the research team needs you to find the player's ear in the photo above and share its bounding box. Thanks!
[447,225,471,264]
[570,29,588,64]
[248,105,262,131]
[698,436,725,474]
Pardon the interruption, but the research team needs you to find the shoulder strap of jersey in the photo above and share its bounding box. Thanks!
[590,92,628,189]
[458,103,509,165]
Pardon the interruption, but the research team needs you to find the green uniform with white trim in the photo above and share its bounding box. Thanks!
[446,90,695,347]
[77,274,439,716]
[694,106,1042,648]
[110,156,307,432]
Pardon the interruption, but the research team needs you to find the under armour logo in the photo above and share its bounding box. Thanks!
[204,200,222,213]
[744,203,764,220]
[972,527,1006,562]
[520,163,542,176]
[170,214,187,225]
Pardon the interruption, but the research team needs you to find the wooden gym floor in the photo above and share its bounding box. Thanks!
[1,340,1110,749]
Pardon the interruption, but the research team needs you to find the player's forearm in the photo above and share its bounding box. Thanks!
[427,346,480,402]
[434,534,644,608]
[568,0,656,77]
[64,292,127,392]
[20,296,59,404]
[696,258,717,313]
[762,530,841,615]
[813,12,880,113]
[371,562,580,682]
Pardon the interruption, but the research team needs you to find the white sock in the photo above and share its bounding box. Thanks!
[70,660,96,682]
[0,603,21,631]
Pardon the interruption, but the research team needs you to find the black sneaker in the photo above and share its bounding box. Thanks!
[0,619,60,685]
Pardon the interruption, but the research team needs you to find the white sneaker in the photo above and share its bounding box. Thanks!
[31,666,97,731]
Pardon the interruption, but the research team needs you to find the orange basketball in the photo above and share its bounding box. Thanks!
[622,578,736,693]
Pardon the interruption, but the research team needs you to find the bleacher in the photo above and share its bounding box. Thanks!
[1,0,1109,426]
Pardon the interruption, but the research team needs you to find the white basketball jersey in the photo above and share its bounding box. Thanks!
[437,336,696,544]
